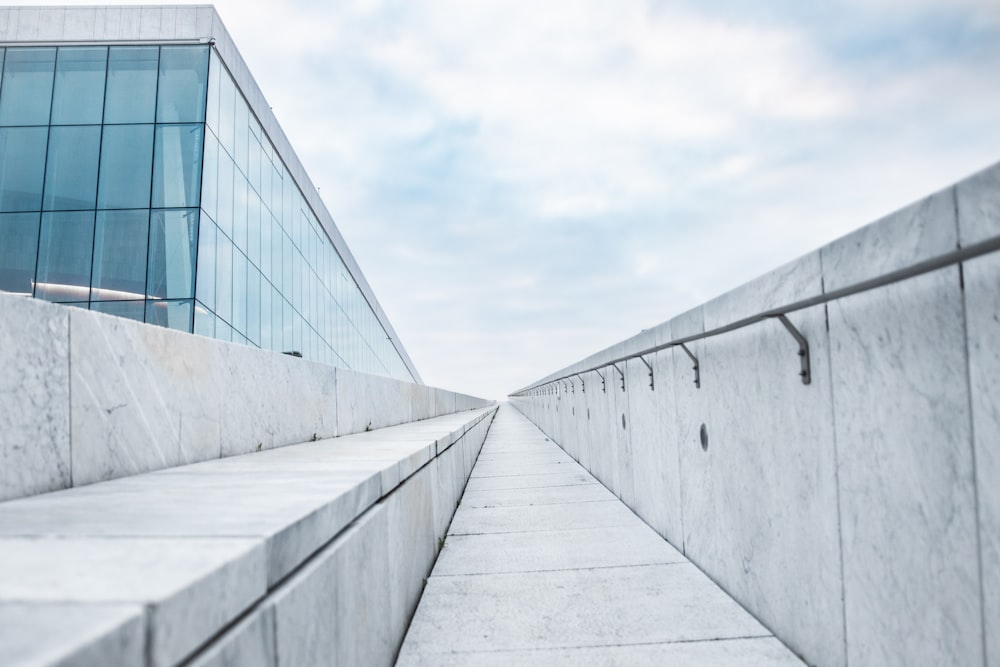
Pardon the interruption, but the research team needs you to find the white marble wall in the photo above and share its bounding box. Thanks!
[511,160,1000,667]
[0,296,70,501]
[0,293,491,501]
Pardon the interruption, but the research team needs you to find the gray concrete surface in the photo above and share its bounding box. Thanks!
[396,405,803,666]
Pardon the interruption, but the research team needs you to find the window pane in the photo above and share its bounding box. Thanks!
[205,51,221,133]
[147,208,198,299]
[97,124,153,209]
[194,301,215,337]
[156,46,208,123]
[0,212,40,295]
[201,132,218,222]
[0,48,56,126]
[152,123,203,208]
[51,47,107,125]
[92,209,148,300]
[217,148,234,240]
[260,278,272,350]
[146,298,193,332]
[195,221,216,310]
[35,210,95,302]
[0,127,48,212]
[233,248,247,335]
[92,300,143,322]
[43,125,101,210]
[215,231,233,325]
[233,175,247,253]
[248,191,261,267]
[247,264,260,346]
[104,46,158,124]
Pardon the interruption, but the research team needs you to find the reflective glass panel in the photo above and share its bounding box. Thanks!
[215,232,233,324]
[205,51,221,132]
[247,264,260,346]
[0,48,56,126]
[92,300,144,322]
[152,124,203,208]
[147,208,198,299]
[217,149,234,239]
[51,47,107,125]
[97,124,154,209]
[43,125,101,210]
[194,302,215,337]
[91,210,149,300]
[195,222,216,311]
[260,279,272,350]
[146,298,193,332]
[201,133,219,222]
[104,46,158,124]
[0,127,47,212]
[232,248,247,335]
[35,210,95,302]
[0,212,40,295]
[156,46,209,123]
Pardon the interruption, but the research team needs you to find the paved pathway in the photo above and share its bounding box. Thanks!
[396,404,805,666]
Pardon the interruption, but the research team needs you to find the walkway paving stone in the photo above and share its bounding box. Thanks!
[396,404,805,666]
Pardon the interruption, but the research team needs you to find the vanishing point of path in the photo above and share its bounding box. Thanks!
[397,404,805,666]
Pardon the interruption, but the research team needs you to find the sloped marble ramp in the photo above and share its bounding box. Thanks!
[397,404,804,666]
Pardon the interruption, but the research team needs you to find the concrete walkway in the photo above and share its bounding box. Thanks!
[396,404,805,666]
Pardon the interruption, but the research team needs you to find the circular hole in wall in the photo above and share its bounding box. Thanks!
[699,423,709,451]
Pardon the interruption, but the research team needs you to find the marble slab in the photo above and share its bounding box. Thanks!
[433,525,686,576]
[459,482,612,508]
[0,536,266,667]
[0,602,144,667]
[448,500,640,535]
[403,563,770,655]
[268,504,392,667]
[463,470,596,492]
[820,186,957,291]
[828,270,981,666]
[956,160,1000,245]
[386,465,438,645]
[963,252,1000,666]
[398,636,803,667]
[187,605,275,667]
[0,294,70,501]
[693,255,845,665]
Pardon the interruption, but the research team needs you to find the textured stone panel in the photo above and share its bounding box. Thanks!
[0,536,266,667]
[270,504,392,667]
[964,253,1000,667]
[398,637,803,667]
[829,269,981,667]
[0,295,70,501]
[188,605,274,667]
[0,602,144,667]
[957,160,1000,245]
[694,254,845,666]
[386,465,437,644]
[821,186,956,291]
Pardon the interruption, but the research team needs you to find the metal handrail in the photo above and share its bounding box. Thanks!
[511,233,1000,396]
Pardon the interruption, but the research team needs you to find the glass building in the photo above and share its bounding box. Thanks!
[0,6,420,383]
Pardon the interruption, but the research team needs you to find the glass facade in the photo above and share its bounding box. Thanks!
[0,43,415,382]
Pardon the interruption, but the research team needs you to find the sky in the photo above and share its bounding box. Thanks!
[18,0,1000,399]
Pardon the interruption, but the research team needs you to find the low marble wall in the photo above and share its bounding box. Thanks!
[0,293,491,502]
[510,160,1000,667]
[0,405,498,667]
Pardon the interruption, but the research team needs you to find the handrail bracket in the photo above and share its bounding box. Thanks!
[772,314,811,385]
[678,343,701,389]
